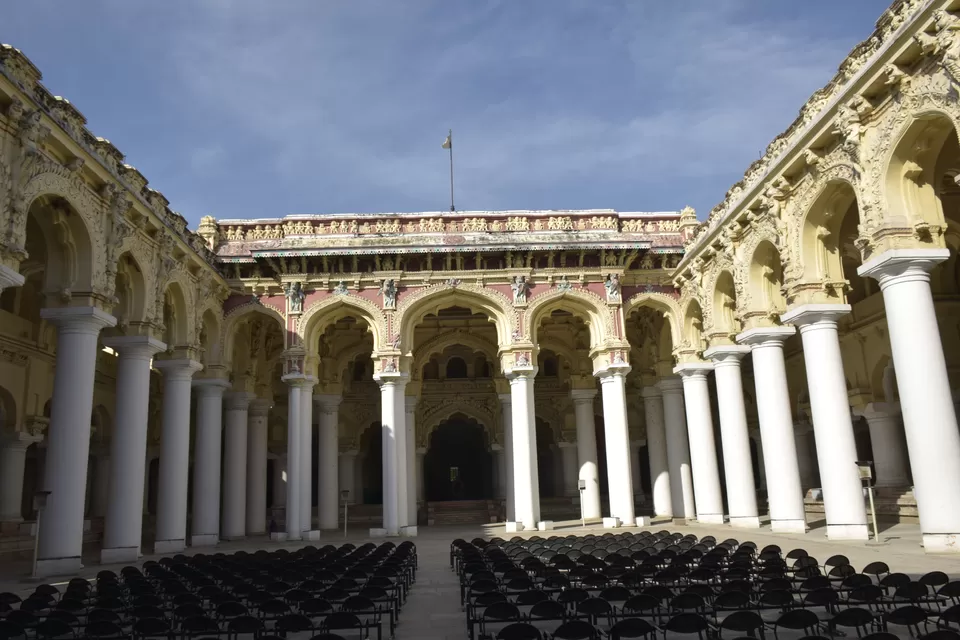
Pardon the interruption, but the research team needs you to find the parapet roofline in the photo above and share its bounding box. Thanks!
[215,209,682,224]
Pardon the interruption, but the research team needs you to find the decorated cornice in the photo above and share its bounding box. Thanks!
[210,209,688,259]
[675,0,935,267]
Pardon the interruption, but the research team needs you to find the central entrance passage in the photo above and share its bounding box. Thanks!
[424,414,493,501]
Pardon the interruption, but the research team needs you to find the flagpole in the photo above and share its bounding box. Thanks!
[448,128,455,212]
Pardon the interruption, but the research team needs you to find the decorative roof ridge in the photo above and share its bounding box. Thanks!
[214,208,682,225]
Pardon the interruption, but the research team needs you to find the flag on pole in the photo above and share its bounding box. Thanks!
[441,133,452,149]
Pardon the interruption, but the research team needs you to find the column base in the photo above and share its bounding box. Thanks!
[697,514,725,524]
[221,534,246,542]
[191,534,219,547]
[286,532,302,541]
[269,532,288,542]
[505,521,526,533]
[305,530,321,541]
[35,556,83,578]
[729,515,761,529]
[370,527,399,537]
[826,523,869,541]
[602,517,620,529]
[771,519,808,533]
[672,517,689,526]
[19,522,37,536]
[537,521,555,531]
[635,516,652,527]
[400,525,418,537]
[154,539,185,554]
[923,533,960,553]
[100,547,139,564]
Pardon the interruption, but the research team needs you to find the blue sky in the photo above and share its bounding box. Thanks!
[6,1,888,225]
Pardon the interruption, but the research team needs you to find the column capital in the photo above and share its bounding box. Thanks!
[595,365,631,381]
[224,391,254,412]
[102,335,167,359]
[736,325,796,346]
[657,375,684,393]
[506,369,537,382]
[40,306,116,334]
[249,398,272,417]
[0,264,25,291]
[153,358,203,380]
[858,248,949,288]
[641,385,662,400]
[282,374,315,388]
[780,303,850,327]
[571,388,598,403]
[313,393,342,414]
[192,378,230,397]
[374,372,409,388]
[704,344,751,365]
[673,362,713,379]
[498,393,512,406]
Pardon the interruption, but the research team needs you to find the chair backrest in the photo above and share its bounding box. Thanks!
[665,613,709,635]
[496,622,542,640]
[610,617,657,640]
[553,620,598,640]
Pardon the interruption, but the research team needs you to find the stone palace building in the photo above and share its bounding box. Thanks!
[1,0,960,576]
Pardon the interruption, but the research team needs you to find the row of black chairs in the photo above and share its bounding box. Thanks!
[451,531,960,640]
[0,540,416,640]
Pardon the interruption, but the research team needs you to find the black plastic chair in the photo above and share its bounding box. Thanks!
[884,606,930,637]
[829,607,876,638]
[663,613,711,640]
[496,622,542,640]
[772,609,822,639]
[610,618,658,640]
[716,611,764,639]
[921,631,960,640]
[0,622,27,640]
[35,618,75,639]
[83,620,125,639]
[553,620,599,640]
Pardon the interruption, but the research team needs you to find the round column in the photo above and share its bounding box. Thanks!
[658,376,696,520]
[859,249,960,551]
[857,403,910,488]
[499,394,515,521]
[559,443,579,497]
[598,370,635,525]
[246,398,270,535]
[781,304,868,540]
[404,396,417,529]
[222,393,252,540]
[375,376,404,535]
[571,390,601,520]
[794,422,817,491]
[675,364,724,524]
[509,372,540,530]
[339,450,357,504]
[281,377,304,540]
[641,386,672,519]
[299,382,314,534]
[36,306,115,576]
[739,325,808,533]
[0,432,40,522]
[315,394,341,530]
[190,379,229,547]
[704,346,760,528]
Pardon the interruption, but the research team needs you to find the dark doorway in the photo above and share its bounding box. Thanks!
[535,418,558,497]
[424,414,491,501]
[594,415,609,497]
[360,423,383,505]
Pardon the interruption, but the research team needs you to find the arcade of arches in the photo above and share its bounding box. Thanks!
[3,0,960,578]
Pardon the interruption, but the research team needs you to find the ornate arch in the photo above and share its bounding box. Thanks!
[17,163,106,292]
[418,399,499,447]
[329,338,375,385]
[411,329,499,376]
[394,283,513,352]
[219,301,286,365]
[298,294,387,353]
[697,251,736,334]
[524,288,612,349]
[623,292,683,347]
[735,219,783,311]
[159,270,198,346]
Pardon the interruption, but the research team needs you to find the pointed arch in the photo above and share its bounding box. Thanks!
[298,294,387,354]
[220,302,286,366]
[623,292,683,348]
[524,288,612,349]
[394,284,513,352]
[411,329,499,377]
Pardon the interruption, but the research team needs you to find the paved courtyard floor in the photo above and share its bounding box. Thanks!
[1,517,959,640]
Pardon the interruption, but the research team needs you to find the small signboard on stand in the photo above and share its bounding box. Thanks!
[856,461,880,543]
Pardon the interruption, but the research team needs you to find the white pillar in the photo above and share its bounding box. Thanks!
[221,393,252,540]
[339,450,357,505]
[299,382,314,534]
[509,371,540,530]
[153,359,203,554]
[794,423,817,491]
[781,304,868,540]
[659,376,695,520]
[641,387,672,519]
[281,376,304,540]
[315,394,341,530]
[558,443,578,497]
[36,307,115,576]
[374,374,406,536]
[704,345,760,528]
[0,432,40,522]
[571,389,601,520]
[100,336,164,565]
[860,249,960,551]
[190,379,229,547]
[272,455,287,507]
[246,398,270,536]
[856,403,910,488]
[416,448,426,504]
[675,364,724,524]
[598,369,635,525]
[739,325,807,532]
[404,396,417,528]
[499,393,515,521]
